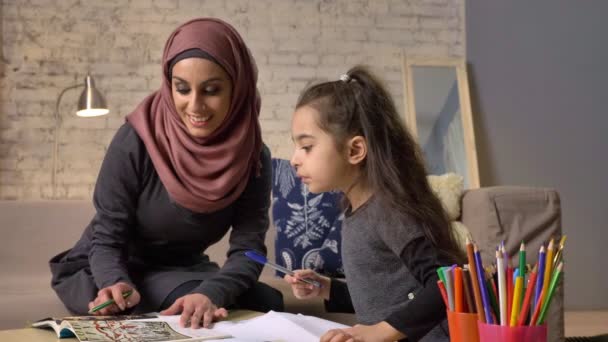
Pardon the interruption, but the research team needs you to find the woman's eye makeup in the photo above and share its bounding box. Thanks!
[204,85,219,94]
[174,82,220,95]
[174,81,190,94]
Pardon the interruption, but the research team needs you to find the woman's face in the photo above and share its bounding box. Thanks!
[171,57,233,138]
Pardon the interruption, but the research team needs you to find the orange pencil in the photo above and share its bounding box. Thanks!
[466,238,486,322]
[517,264,538,326]
[454,267,464,312]
[437,280,449,307]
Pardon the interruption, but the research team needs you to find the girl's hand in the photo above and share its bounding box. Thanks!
[160,293,228,329]
[88,282,140,316]
[321,322,405,342]
[283,269,330,300]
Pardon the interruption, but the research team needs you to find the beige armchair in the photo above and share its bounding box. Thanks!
[462,186,564,342]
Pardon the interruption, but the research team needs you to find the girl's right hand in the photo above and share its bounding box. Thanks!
[283,269,330,300]
[88,282,140,315]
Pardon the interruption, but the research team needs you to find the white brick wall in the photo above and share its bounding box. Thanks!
[0,0,464,199]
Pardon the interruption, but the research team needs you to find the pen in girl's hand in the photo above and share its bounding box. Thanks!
[88,290,133,314]
[244,250,323,288]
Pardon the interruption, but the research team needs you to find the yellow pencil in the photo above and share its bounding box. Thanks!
[542,238,554,309]
[510,276,524,327]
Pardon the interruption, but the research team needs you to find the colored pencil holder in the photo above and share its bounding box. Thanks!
[477,322,547,342]
[447,310,480,342]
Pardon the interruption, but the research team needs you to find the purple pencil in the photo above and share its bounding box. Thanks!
[474,245,494,324]
[533,245,546,312]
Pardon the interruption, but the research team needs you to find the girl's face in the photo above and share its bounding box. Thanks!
[290,105,355,194]
[171,57,232,138]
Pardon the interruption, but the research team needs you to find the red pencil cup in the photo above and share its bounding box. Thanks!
[477,321,547,342]
[447,310,480,342]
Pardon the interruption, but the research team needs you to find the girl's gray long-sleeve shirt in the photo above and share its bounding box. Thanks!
[333,195,450,342]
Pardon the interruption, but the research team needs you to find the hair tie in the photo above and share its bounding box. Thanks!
[339,74,351,82]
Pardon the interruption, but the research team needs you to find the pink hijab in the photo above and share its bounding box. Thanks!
[127,18,262,213]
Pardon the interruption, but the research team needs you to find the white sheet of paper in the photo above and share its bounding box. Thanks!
[211,311,349,342]
[137,311,349,342]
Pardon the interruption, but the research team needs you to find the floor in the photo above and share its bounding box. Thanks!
[565,311,608,337]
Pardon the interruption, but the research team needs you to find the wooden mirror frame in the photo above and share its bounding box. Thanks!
[401,57,480,188]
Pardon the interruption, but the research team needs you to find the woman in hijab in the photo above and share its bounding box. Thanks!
[49,18,283,328]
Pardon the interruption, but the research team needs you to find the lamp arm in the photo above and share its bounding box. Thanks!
[52,84,82,197]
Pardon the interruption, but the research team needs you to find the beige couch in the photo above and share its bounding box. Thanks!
[0,186,564,341]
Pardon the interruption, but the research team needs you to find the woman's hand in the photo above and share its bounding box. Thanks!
[283,269,330,300]
[88,282,140,316]
[160,293,228,329]
[320,322,405,342]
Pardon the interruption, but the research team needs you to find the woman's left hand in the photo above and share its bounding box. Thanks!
[320,322,405,342]
[160,293,228,329]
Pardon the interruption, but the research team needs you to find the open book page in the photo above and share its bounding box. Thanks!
[209,311,350,342]
[31,314,158,338]
[33,314,231,341]
[134,314,233,340]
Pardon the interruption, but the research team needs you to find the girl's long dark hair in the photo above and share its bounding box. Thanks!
[296,65,465,264]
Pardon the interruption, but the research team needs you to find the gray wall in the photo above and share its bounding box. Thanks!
[466,1,608,309]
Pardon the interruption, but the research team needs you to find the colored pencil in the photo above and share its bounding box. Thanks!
[537,262,563,325]
[486,275,500,322]
[542,239,555,306]
[507,265,513,323]
[517,264,538,326]
[519,241,526,280]
[510,276,524,326]
[437,280,449,307]
[530,287,545,325]
[443,266,455,311]
[552,235,567,271]
[454,267,464,312]
[497,250,507,325]
[437,267,447,286]
[475,246,493,324]
[466,239,486,322]
[462,267,475,313]
[534,245,546,313]
[518,242,526,311]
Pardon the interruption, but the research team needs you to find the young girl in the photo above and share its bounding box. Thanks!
[286,66,465,342]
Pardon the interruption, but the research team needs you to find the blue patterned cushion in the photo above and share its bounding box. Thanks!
[271,158,344,278]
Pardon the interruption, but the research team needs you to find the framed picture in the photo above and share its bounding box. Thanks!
[402,57,480,188]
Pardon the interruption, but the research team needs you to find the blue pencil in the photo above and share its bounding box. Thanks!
[474,246,494,324]
[533,245,546,312]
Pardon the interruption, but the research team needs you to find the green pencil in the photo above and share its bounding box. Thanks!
[88,290,133,314]
[437,267,447,285]
[536,262,563,325]
[519,241,526,278]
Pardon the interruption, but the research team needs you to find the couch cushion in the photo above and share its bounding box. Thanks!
[271,158,344,277]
